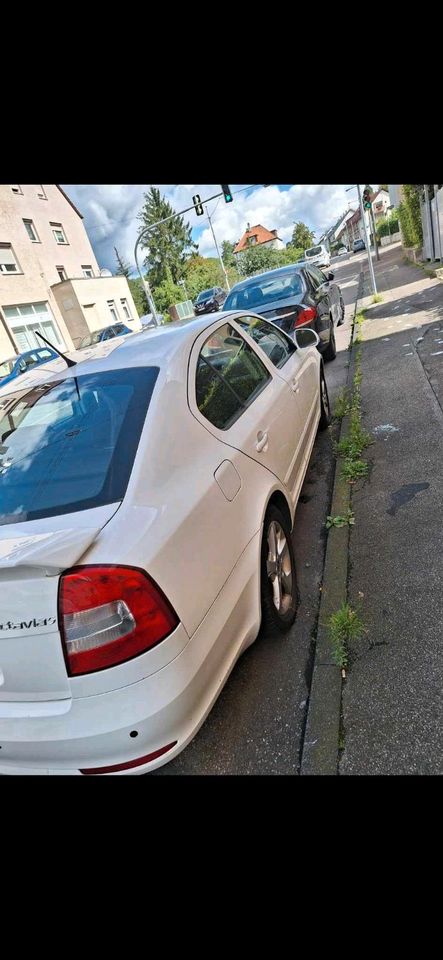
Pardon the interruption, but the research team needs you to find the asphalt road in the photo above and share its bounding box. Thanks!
[151,255,360,775]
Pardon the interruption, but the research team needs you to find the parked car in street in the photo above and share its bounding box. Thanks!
[0,310,330,775]
[352,238,366,252]
[194,286,226,314]
[223,263,345,361]
[0,347,59,387]
[304,244,331,268]
[78,323,132,348]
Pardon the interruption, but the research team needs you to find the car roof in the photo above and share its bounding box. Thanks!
[0,313,246,397]
[227,263,307,292]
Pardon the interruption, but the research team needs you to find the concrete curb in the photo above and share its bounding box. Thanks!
[300,271,363,775]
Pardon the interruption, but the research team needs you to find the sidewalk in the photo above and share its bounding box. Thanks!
[340,244,443,775]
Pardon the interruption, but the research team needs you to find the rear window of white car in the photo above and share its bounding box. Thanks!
[0,367,158,525]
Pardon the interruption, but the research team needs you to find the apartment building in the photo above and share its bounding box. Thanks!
[0,184,140,361]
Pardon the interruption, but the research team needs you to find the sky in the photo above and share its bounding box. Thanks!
[61,184,380,276]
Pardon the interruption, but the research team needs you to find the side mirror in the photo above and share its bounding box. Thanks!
[294,328,320,350]
[326,271,334,281]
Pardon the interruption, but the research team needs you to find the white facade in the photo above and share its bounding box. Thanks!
[0,184,140,362]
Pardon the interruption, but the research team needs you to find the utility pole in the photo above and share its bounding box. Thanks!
[356,184,377,295]
[205,205,230,292]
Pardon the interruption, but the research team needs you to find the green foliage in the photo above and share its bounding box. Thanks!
[372,294,384,303]
[151,266,184,315]
[327,603,366,668]
[114,247,132,279]
[376,214,399,238]
[398,185,423,248]
[326,510,355,529]
[237,245,282,277]
[221,240,236,268]
[333,389,350,421]
[138,186,197,287]
[128,278,148,317]
[291,221,315,250]
[184,257,225,300]
[341,458,369,482]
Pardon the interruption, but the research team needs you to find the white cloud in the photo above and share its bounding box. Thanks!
[61,184,379,274]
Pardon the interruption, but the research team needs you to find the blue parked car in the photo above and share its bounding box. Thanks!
[0,347,59,387]
[78,323,132,349]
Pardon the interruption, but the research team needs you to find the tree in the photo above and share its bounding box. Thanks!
[379,184,389,192]
[151,266,184,317]
[114,247,132,279]
[291,221,315,250]
[221,240,236,268]
[237,245,282,277]
[137,187,197,288]
[128,279,148,317]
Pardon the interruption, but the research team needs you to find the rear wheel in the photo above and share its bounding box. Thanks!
[260,506,298,637]
[319,364,331,430]
[323,317,337,361]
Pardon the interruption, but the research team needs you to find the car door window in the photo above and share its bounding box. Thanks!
[306,267,325,290]
[195,322,271,430]
[235,315,297,369]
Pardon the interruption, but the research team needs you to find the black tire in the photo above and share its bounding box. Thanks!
[260,505,298,637]
[337,297,345,325]
[323,317,337,362]
[319,364,331,430]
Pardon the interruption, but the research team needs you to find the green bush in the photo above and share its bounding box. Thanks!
[398,186,423,248]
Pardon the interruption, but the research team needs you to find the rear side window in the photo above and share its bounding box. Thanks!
[0,367,158,525]
[235,315,296,368]
[196,323,270,430]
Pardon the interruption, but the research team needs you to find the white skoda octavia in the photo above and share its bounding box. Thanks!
[0,312,330,775]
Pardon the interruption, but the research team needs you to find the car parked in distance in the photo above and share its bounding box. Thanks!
[352,238,366,252]
[223,262,345,362]
[0,311,331,775]
[194,287,226,315]
[78,323,132,349]
[0,347,59,387]
[304,244,331,269]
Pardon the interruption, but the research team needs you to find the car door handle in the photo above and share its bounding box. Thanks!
[291,379,300,393]
[255,431,269,452]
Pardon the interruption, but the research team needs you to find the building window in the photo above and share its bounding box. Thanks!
[120,298,132,320]
[82,265,94,278]
[2,302,65,352]
[0,243,21,274]
[107,300,120,323]
[51,222,68,244]
[23,219,40,242]
[11,185,23,195]
[56,266,67,281]
[37,185,47,199]
[248,235,257,246]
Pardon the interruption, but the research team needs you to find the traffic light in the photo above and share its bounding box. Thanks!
[221,184,233,203]
[193,194,204,216]
[363,187,372,209]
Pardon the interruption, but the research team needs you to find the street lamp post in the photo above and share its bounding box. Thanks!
[205,205,230,292]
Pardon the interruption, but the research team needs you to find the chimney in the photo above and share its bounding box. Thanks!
[271,229,278,237]
[246,223,251,233]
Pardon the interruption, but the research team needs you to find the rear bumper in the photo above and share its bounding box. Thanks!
[0,531,261,775]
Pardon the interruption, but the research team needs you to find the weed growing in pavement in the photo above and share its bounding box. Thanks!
[326,509,355,529]
[341,457,370,482]
[372,294,384,303]
[333,389,350,421]
[327,602,366,668]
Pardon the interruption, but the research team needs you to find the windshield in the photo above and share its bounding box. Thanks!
[0,358,16,379]
[0,367,158,525]
[305,246,322,258]
[224,272,303,310]
[196,289,215,302]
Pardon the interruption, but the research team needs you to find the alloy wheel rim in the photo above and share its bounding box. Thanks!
[266,521,293,613]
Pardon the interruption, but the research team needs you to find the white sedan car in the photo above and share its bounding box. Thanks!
[0,311,331,775]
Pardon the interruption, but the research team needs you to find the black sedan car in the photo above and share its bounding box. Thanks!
[223,263,345,361]
[194,286,227,315]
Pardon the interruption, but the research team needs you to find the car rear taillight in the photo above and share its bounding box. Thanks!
[293,306,317,329]
[59,565,179,676]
